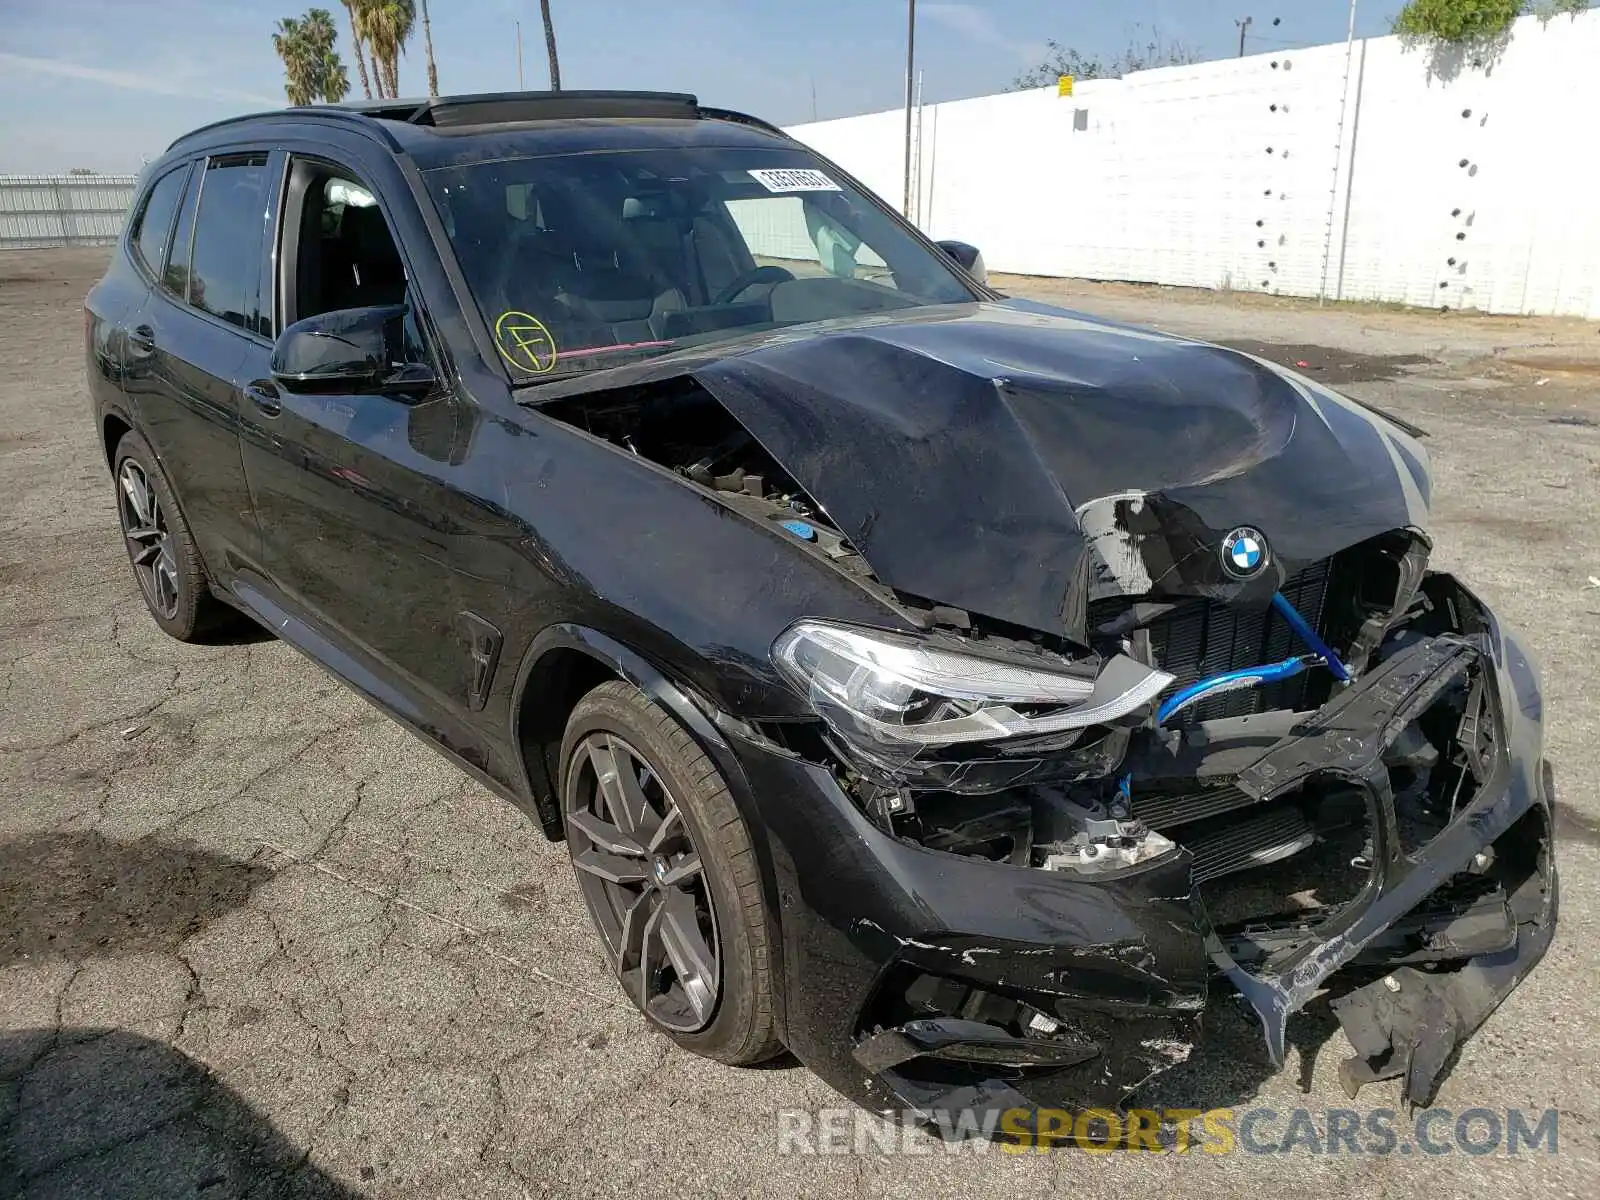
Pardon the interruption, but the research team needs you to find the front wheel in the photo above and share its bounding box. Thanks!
[559,680,780,1064]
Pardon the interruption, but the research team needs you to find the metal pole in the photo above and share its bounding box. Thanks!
[1333,37,1368,303]
[516,21,524,90]
[913,69,925,227]
[902,0,916,217]
[1318,0,1360,304]
[1236,16,1252,57]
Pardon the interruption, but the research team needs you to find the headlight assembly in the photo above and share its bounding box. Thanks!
[771,620,1173,755]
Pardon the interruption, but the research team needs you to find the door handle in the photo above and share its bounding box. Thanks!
[128,324,155,354]
[243,380,282,417]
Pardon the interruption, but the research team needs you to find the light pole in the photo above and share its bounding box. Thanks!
[902,0,916,218]
[1236,16,1252,57]
[1319,0,1362,303]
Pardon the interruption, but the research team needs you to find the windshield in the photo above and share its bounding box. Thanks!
[422,145,979,381]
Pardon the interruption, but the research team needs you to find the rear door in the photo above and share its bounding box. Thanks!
[88,162,186,431]
[126,152,279,578]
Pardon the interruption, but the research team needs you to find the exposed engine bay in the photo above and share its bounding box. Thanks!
[542,381,868,569]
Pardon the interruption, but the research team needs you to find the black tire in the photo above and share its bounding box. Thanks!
[560,680,780,1065]
[110,430,225,642]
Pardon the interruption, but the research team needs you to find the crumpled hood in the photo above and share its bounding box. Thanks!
[687,300,1431,642]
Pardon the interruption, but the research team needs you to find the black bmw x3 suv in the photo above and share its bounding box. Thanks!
[87,90,1556,1121]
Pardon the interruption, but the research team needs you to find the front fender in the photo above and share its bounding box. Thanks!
[509,622,792,1038]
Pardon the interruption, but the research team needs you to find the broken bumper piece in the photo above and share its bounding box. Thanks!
[717,589,1553,1121]
[1207,623,1556,1109]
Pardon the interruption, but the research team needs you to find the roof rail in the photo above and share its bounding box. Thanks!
[166,91,788,153]
[167,106,402,152]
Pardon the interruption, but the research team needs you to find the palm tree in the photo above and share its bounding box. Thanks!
[273,9,350,106]
[420,0,438,97]
[273,16,315,106]
[340,0,373,99]
[539,0,560,90]
[304,9,350,101]
[365,0,415,98]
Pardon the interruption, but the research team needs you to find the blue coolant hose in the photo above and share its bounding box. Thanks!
[1156,655,1317,724]
[1153,591,1352,725]
[1269,592,1351,683]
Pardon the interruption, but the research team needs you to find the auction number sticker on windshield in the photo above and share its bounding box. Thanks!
[748,168,841,193]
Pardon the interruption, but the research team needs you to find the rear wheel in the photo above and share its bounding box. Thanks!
[560,680,779,1064]
[111,431,224,642]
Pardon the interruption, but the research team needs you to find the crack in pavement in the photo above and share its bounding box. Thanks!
[251,839,623,1008]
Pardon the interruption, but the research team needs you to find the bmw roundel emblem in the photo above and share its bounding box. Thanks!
[1221,527,1268,578]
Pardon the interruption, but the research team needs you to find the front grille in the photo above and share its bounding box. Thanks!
[1095,560,1335,727]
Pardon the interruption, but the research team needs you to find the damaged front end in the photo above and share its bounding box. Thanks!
[793,566,1555,1126]
[525,307,1555,1124]
[744,560,1555,1123]
[745,563,1548,1126]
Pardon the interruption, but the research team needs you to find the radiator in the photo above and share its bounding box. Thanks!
[1144,560,1333,726]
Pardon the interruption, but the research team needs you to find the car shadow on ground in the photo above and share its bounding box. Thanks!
[0,831,359,1195]
[0,1027,360,1199]
[192,613,279,647]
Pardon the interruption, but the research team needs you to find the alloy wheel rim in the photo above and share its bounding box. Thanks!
[117,460,180,620]
[564,732,721,1032]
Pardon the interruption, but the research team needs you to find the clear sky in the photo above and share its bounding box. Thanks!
[0,1,1398,174]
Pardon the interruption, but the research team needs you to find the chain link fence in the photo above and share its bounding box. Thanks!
[0,175,139,250]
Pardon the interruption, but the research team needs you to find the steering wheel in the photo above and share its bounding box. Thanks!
[711,265,795,306]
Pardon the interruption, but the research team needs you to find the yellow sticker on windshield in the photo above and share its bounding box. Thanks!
[494,310,558,374]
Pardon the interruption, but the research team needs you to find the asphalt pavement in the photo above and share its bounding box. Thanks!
[3,248,1598,1198]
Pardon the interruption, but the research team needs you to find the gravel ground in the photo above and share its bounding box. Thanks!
[3,247,1599,1198]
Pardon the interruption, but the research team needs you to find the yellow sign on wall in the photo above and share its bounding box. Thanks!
[1058,74,1074,97]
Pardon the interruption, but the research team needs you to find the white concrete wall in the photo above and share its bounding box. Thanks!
[780,10,1600,319]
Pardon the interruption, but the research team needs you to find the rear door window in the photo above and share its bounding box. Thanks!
[130,165,188,277]
[188,155,271,333]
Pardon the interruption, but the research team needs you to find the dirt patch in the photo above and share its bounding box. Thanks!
[0,832,273,963]
[1456,514,1567,543]
[0,246,109,283]
[1218,340,1431,385]
[1499,357,1600,379]
[0,432,42,454]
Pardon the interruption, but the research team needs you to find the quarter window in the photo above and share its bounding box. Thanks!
[164,168,201,300]
[130,166,187,276]
[188,155,271,333]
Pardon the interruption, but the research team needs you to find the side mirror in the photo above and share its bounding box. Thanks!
[936,240,988,287]
[270,304,434,397]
